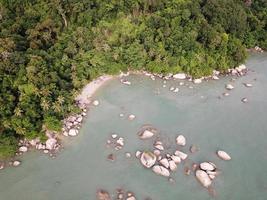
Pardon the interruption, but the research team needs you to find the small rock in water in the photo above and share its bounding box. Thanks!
[159,158,170,169]
[107,154,115,162]
[128,114,136,120]
[225,84,234,90]
[111,134,118,139]
[217,150,231,161]
[241,98,248,103]
[154,141,164,151]
[152,165,170,177]
[170,87,175,91]
[119,113,124,117]
[125,152,131,158]
[139,129,154,139]
[13,160,21,167]
[244,83,253,88]
[169,160,177,171]
[173,88,179,93]
[176,135,186,146]
[200,162,216,171]
[174,150,188,160]
[223,92,230,97]
[135,151,142,158]
[116,137,124,146]
[19,146,28,153]
[93,100,100,106]
[171,155,181,164]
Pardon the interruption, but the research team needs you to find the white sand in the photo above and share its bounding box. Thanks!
[75,75,114,108]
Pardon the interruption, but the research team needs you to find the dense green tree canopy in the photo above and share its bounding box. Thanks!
[0,0,266,159]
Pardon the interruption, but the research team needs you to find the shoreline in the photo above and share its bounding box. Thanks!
[0,61,252,170]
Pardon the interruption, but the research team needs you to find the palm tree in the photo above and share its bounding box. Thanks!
[52,102,62,113]
[41,99,50,111]
[57,95,65,105]
[14,107,22,117]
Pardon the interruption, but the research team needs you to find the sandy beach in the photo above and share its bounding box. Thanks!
[75,75,114,108]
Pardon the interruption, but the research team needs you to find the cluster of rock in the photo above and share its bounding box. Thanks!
[248,46,264,53]
[227,64,248,77]
[133,128,233,192]
[97,188,136,200]
[136,132,190,179]
[196,162,218,188]
[62,112,86,137]
[106,134,126,161]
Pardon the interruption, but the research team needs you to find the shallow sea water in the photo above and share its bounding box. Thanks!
[0,53,267,200]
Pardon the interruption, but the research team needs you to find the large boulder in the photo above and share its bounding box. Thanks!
[176,135,186,146]
[45,138,57,150]
[140,151,156,168]
[195,170,212,188]
[200,162,216,171]
[152,165,170,177]
[139,130,154,139]
[217,150,231,161]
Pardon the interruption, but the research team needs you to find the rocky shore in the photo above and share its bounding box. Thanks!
[1,61,250,171]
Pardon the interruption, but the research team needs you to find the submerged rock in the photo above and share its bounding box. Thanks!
[217,150,231,161]
[152,165,170,177]
[176,135,186,146]
[196,170,212,188]
[190,145,199,153]
[97,189,111,200]
[139,130,154,139]
[140,151,156,168]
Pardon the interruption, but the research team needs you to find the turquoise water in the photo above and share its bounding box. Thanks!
[0,54,267,200]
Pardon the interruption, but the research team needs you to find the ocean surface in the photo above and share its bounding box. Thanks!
[0,53,267,200]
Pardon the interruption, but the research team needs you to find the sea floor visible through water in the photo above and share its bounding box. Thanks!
[0,53,267,200]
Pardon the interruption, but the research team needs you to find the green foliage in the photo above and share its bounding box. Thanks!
[0,0,266,158]
[0,134,18,160]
